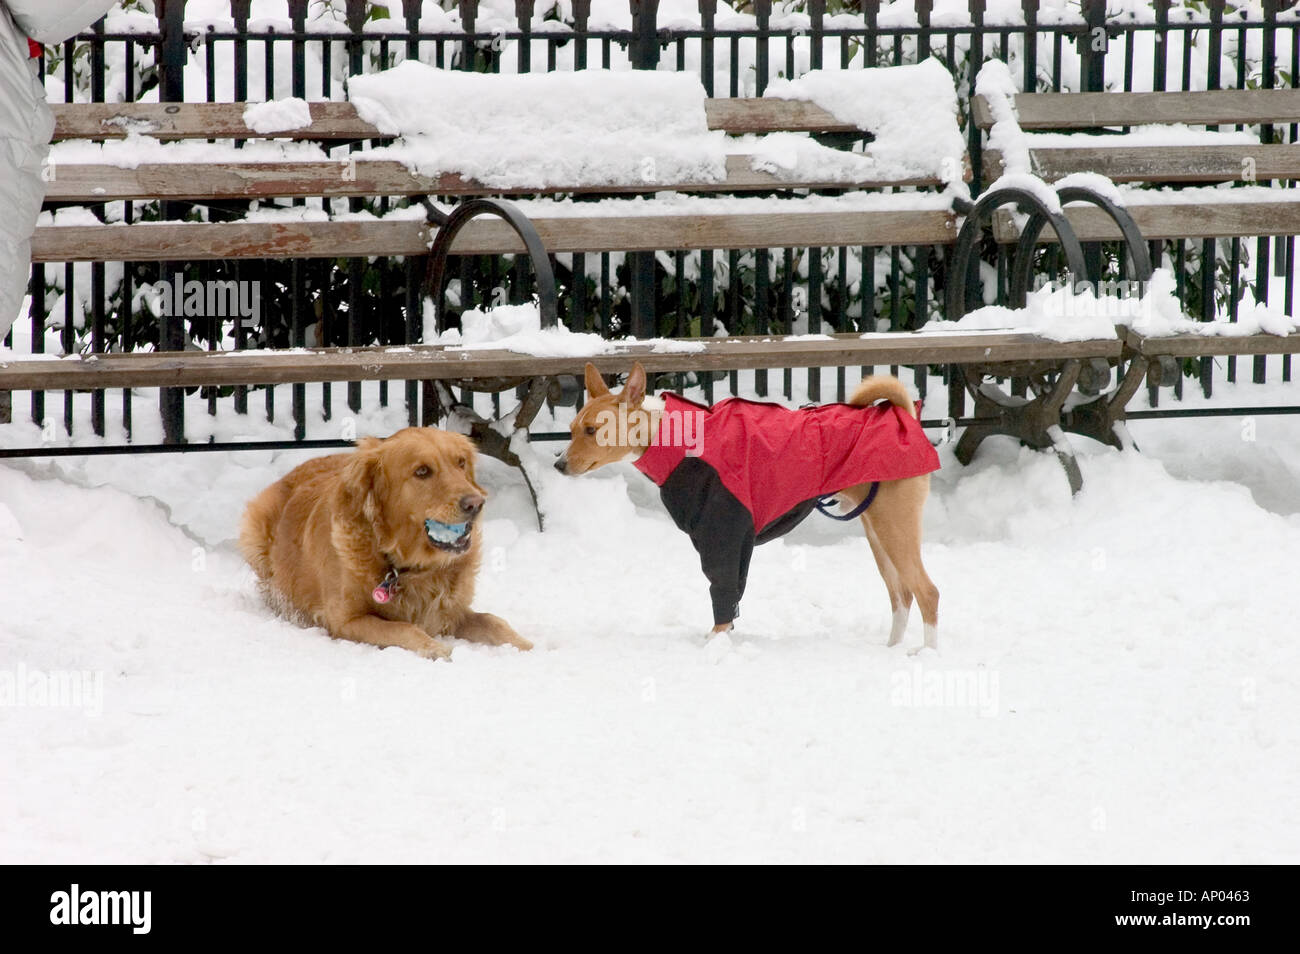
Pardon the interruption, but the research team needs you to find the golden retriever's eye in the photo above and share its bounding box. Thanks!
[584,425,597,436]
[414,465,431,479]
[456,456,467,469]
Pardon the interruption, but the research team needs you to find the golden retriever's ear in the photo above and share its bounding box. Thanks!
[622,362,646,409]
[341,439,388,526]
[584,362,609,398]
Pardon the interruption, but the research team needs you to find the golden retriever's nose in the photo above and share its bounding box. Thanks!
[459,494,484,516]
[554,456,568,474]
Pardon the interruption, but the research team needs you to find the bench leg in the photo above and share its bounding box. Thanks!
[424,378,550,532]
[954,361,1086,494]
[1061,356,1149,453]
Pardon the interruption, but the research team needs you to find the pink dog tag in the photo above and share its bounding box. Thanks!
[372,584,390,603]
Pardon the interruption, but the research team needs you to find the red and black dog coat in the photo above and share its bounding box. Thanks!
[634,393,941,625]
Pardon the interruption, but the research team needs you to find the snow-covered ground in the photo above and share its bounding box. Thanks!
[2,366,1298,863]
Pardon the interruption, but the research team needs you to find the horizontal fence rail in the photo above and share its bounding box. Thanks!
[3,0,1300,453]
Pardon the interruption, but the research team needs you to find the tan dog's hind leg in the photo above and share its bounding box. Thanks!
[853,476,939,652]
[336,615,454,660]
[862,517,911,647]
[455,612,533,652]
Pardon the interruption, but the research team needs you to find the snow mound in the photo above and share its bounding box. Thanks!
[242,97,313,134]
[433,302,707,357]
[764,58,965,184]
[347,62,728,190]
[1126,270,1299,338]
[924,275,1127,341]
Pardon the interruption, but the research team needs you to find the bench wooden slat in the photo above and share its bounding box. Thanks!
[984,144,1300,184]
[973,89,1300,131]
[32,210,958,261]
[32,220,433,261]
[42,155,939,202]
[50,99,857,141]
[993,202,1300,243]
[1121,326,1300,357]
[0,333,1121,391]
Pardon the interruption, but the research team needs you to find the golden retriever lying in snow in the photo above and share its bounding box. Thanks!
[239,427,530,660]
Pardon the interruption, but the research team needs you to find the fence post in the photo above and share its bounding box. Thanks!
[1079,0,1106,92]
[458,0,478,72]
[515,0,533,73]
[1021,0,1038,91]
[808,0,824,71]
[1152,0,1169,91]
[698,0,716,93]
[967,0,985,189]
[861,0,879,68]
[573,0,591,69]
[628,0,661,339]
[1257,0,1281,384]
[157,0,187,444]
[916,0,932,60]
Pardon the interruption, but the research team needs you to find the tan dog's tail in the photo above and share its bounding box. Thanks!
[849,375,916,418]
[238,482,290,581]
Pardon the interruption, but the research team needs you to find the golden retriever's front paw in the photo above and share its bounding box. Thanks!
[457,612,530,651]
[416,637,454,661]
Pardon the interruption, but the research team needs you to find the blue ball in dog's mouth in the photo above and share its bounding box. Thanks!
[425,517,472,553]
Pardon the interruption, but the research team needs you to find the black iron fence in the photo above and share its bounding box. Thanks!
[8,0,1300,447]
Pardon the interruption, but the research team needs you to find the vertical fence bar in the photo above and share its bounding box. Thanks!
[158,0,187,444]
[62,261,74,435]
[28,264,44,427]
[1197,0,1228,396]
[628,0,660,339]
[916,0,932,61]
[809,0,824,71]
[698,0,715,92]
[860,0,879,386]
[1023,0,1039,94]
[861,1,878,68]
[232,0,251,416]
[968,0,986,189]
[391,0,425,417]
[119,38,135,437]
[289,0,308,437]
[1089,4,1113,87]
[405,258,420,426]
[90,19,106,437]
[1253,0,1280,385]
[574,0,590,70]
[1153,0,1169,91]
[515,0,533,74]
[459,0,477,71]
[806,0,825,405]
[346,0,368,416]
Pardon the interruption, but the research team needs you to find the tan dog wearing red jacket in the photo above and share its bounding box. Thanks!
[556,362,941,651]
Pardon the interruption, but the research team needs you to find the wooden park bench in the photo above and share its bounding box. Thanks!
[2,63,1137,514]
[972,76,1300,405]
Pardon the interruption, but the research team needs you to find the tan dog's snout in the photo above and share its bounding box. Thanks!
[459,493,485,516]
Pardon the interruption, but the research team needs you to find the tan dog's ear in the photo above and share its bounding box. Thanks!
[341,438,388,527]
[584,362,609,398]
[622,362,646,409]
